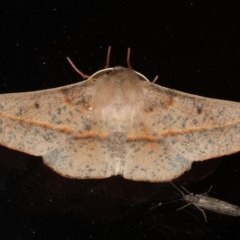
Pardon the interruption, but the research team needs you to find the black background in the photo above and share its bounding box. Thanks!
[0,1,240,239]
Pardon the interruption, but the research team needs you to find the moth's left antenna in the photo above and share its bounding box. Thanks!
[66,57,90,79]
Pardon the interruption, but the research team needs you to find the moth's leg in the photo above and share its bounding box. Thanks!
[193,204,207,222]
[176,202,192,211]
[177,202,208,222]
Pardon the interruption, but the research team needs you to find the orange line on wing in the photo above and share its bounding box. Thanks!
[0,112,109,140]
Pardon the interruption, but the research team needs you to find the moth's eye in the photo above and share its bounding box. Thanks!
[106,70,113,75]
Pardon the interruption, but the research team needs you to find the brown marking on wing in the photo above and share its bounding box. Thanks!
[60,84,94,109]
[0,112,74,134]
[197,105,203,114]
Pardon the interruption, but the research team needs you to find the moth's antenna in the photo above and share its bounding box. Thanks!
[152,76,159,83]
[66,57,90,79]
[104,46,112,68]
[126,48,158,82]
[150,182,184,210]
[170,182,185,196]
[180,186,192,195]
[149,198,183,210]
[182,185,212,196]
[126,48,132,69]
[205,185,212,195]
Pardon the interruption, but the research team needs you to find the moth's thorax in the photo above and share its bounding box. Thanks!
[94,68,143,123]
[90,68,146,175]
[184,194,201,203]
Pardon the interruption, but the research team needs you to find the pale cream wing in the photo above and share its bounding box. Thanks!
[122,82,240,182]
[0,80,114,178]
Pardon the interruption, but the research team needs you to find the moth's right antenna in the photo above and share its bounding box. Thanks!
[104,46,112,68]
[126,48,132,69]
[152,75,159,83]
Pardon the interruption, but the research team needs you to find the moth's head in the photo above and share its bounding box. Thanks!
[89,67,150,82]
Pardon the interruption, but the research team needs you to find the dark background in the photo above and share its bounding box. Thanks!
[0,1,240,239]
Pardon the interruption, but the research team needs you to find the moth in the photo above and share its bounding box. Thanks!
[1,47,240,182]
[170,182,240,222]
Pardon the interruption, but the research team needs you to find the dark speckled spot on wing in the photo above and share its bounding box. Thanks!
[43,135,114,179]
